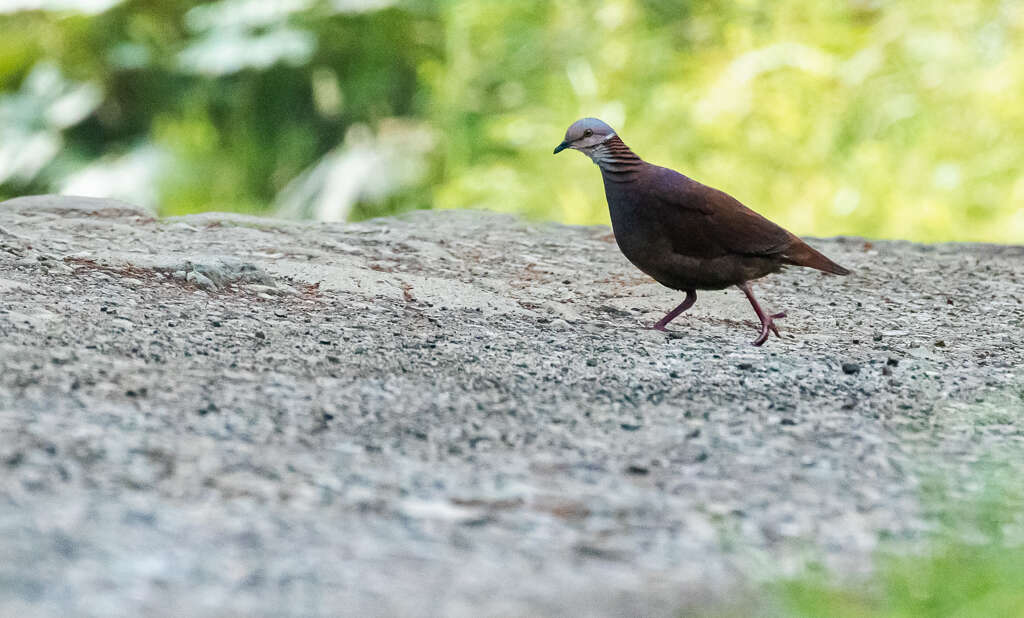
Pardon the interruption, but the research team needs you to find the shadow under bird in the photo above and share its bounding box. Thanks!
[554,118,849,346]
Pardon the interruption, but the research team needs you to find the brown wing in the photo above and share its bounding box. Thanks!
[647,166,794,259]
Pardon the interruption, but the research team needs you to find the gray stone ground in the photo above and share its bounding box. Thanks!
[1,195,1022,617]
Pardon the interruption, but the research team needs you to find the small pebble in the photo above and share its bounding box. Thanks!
[186,271,217,289]
[842,362,861,374]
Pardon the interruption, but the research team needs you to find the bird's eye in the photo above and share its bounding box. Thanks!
[583,129,593,137]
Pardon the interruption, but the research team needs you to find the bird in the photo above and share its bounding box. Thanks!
[553,117,849,346]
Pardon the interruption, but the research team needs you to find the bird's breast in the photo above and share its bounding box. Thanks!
[601,178,675,276]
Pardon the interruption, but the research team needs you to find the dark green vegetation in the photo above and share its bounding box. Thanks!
[2,1,1023,241]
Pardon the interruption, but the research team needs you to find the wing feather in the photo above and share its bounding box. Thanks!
[647,166,794,258]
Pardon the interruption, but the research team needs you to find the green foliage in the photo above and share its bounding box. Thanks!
[777,534,1024,617]
[430,0,1024,242]
[736,473,1024,617]
[2,0,1023,241]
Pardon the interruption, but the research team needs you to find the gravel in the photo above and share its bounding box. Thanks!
[1,195,1023,617]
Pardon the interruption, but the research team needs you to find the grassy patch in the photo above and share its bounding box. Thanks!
[777,542,1024,617]
[721,475,1024,617]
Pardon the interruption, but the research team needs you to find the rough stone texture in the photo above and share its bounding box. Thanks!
[1,195,1022,617]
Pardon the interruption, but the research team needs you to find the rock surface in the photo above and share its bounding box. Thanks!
[1,195,1022,617]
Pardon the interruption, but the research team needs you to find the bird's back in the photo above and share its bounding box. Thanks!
[603,163,847,290]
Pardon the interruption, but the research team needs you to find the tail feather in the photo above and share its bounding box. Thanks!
[783,239,850,275]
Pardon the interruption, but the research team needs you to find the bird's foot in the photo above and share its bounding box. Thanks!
[649,290,697,332]
[751,312,786,346]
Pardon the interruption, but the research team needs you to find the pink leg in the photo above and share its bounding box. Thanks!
[651,289,697,331]
[736,282,786,346]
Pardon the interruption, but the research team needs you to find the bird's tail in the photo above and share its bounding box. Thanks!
[783,239,850,275]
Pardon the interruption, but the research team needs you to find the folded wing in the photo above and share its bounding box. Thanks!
[649,166,849,275]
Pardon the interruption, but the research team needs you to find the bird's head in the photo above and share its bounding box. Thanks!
[553,118,617,157]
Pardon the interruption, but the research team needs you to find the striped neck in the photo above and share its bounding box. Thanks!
[587,135,643,181]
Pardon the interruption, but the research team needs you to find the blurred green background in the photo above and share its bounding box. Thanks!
[1,0,1022,242]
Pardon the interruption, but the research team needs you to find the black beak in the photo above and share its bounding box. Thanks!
[553,140,570,154]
